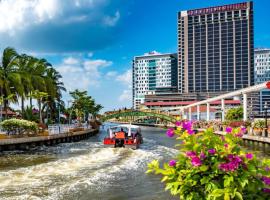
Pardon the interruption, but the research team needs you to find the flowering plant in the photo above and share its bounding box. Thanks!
[147,121,270,199]
[0,118,38,135]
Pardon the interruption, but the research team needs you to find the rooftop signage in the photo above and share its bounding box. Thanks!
[187,2,248,16]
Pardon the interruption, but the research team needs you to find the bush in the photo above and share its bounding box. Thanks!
[147,121,270,199]
[0,118,38,135]
[225,107,243,121]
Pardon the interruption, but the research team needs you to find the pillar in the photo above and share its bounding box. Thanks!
[243,93,247,121]
[221,99,225,121]
[189,107,192,120]
[197,105,200,120]
[207,103,210,121]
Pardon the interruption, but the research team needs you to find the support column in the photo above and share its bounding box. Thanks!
[221,99,225,121]
[197,105,200,120]
[189,107,192,120]
[243,93,247,121]
[207,103,210,121]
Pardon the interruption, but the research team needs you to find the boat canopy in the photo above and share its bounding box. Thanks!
[108,124,141,137]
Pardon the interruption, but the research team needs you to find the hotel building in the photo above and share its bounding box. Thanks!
[132,52,178,109]
[255,49,270,113]
[178,1,254,93]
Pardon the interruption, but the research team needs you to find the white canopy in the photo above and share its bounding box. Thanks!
[109,124,140,137]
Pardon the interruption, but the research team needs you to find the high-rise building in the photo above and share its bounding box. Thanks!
[132,52,178,109]
[255,49,270,113]
[178,1,254,94]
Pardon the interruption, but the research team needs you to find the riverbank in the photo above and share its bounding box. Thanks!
[0,129,99,151]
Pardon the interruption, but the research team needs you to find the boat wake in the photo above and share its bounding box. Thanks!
[0,128,178,200]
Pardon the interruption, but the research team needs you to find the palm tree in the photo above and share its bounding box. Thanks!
[0,47,22,118]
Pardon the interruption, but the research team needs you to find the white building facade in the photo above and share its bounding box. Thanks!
[132,52,178,109]
[254,49,270,113]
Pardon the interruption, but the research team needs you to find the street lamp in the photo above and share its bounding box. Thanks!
[264,101,268,137]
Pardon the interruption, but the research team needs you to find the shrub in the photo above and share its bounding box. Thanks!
[0,118,38,135]
[147,121,270,200]
[225,107,243,121]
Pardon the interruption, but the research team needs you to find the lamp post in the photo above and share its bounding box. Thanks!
[264,101,268,137]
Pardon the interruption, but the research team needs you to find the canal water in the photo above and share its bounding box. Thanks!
[0,123,179,200]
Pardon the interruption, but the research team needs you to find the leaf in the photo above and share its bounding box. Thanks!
[200,165,209,172]
[224,193,230,200]
[235,192,243,200]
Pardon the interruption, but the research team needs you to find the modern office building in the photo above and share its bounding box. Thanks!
[132,52,178,109]
[254,49,270,113]
[178,1,254,94]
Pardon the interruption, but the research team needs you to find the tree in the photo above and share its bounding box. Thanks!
[225,107,243,121]
[69,89,102,123]
[0,47,22,118]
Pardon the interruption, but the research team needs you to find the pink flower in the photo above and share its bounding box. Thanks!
[208,149,216,155]
[175,121,181,126]
[246,153,253,160]
[166,128,174,137]
[191,156,202,167]
[224,143,228,148]
[236,133,243,138]
[187,129,194,135]
[241,127,247,133]
[200,152,206,159]
[219,154,243,172]
[262,176,270,185]
[186,151,197,158]
[169,160,177,167]
[182,121,192,130]
[226,127,232,133]
[263,188,270,193]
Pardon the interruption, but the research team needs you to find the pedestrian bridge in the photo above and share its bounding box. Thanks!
[100,110,177,123]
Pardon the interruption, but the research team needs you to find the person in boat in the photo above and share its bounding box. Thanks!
[115,128,125,139]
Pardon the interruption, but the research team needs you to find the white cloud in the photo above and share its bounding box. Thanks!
[103,11,120,26]
[56,56,112,91]
[0,0,59,34]
[116,69,132,86]
[63,57,80,65]
[105,71,118,79]
[119,89,132,102]
[0,0,121,35]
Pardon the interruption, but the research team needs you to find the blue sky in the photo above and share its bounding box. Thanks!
[0,0,269,112]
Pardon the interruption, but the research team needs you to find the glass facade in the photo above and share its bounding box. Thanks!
[178,2,254,93]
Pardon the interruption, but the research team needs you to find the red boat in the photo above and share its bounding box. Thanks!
[103,124,143,150]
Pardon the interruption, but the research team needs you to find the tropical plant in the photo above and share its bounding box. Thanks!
[69,89,102,123]
[254,120,266,129]
[147,121,270,199]
[0,118,38,135]
[225,107,243,121]
[0,47,21,118]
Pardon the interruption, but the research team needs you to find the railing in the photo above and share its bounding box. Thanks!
[0,124,91,136]
[48,124,91,135]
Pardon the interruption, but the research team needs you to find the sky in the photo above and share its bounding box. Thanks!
[0,0,269,112]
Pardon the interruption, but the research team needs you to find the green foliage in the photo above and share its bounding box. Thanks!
[69,89,103,122]
[22,106,39,122]
[254,120,266,129]
[0,118,38,135]
[225,107,243,121]
[147,125,270,199]
[0,47,66,122]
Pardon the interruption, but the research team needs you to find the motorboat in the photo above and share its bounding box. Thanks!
[103,124,143,149]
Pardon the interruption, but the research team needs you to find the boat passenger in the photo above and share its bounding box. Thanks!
[115,128,125,139]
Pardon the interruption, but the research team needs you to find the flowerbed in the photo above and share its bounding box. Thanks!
[147,121,270,199]
[0,118,38,135]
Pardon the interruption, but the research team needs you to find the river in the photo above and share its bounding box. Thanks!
[0,123,179,200]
